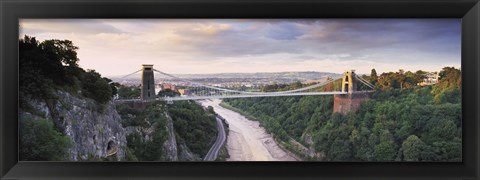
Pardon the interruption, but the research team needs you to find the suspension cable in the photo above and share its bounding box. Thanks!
[111,69,143,81]
[153,68,342,94]
[355,74,375,90]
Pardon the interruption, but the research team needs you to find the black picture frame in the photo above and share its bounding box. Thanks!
[1,0,479,179]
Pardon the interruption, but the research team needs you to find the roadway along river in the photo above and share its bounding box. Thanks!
[203,116,227,161]
[199,99,297,161]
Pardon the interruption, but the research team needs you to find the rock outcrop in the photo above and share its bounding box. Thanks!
[163,112,178,161]
[21,91,127,161]
[124,111,179,161]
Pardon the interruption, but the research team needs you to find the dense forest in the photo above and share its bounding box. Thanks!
[224,67,462,161]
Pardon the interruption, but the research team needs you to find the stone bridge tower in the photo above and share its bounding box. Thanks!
[141,64,156,100]
[341,70,356,93]
[333,70,369,114]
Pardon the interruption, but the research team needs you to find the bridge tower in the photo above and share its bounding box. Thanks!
[333,70,369,114]
[341,70,357,94]
[141,64,156,100]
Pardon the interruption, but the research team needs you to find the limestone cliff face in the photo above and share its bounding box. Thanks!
[21,91,127,161]
[163,112,178,161]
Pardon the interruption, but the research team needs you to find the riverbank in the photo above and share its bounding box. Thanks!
[219,101,307,160]
[199,99,296,161]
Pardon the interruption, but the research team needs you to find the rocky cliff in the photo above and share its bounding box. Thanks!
[163,112,179,161]
[20,91,127,161]
[124,109,202,161]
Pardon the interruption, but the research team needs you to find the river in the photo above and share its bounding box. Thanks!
[199,99,297,161]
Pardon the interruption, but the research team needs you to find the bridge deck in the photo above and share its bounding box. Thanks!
[163,91,349,101]
[115,91,375,102]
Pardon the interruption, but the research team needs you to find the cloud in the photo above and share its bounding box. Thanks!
[20,19,123,35]
[19,19,461,75]
[263,22,304,40]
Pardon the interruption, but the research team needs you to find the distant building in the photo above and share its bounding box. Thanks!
[178,89,191,95]
[418,72,439,86]
[163,84,176,91]
[155,84,163,95]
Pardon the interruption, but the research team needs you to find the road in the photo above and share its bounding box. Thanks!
[203,116,227,161]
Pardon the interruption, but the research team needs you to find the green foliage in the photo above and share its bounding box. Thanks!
[157,89,180,97]
[123,102,168,161]
[103,78,119,97]
[116,103,145,127]
[375,70,427,90]
[370,68,378,85]
[143,128,167,161]
[80,70,112,104]
[167,101,217,157]
[118,86,141,99]
[401,135,426,161]
[373,140,397,161]
[207,106,215,114]
[225,68,461,161]
[19,36,79,87]
[19,117,72,161]
[431,67,461,104]
[19,36,59,104]
[19,35,113,106]
[120,100,217,160]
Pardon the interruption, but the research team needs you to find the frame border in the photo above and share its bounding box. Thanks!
[1,0,479,179]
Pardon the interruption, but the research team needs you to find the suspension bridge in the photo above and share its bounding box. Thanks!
[112,64,375,105]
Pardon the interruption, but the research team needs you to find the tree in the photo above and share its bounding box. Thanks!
[432,67,462,103]
[377,72,396,90]
[370,68,378,85]
[401,135,425,161]
[157,89,180,97]
[103,78,120,98]
[40,39,79,67]
[20,118,72,161]
[424,117,457,143]
[20,36,55,100]
[437,67,461,89]
[118,86,141,99]
[328,138,352,161]
[207,106,215,114]
[143,127,166,161]
[373,141,396,161]
[81,70,112,104]
[20,35,85,101]
[414,70,428,84]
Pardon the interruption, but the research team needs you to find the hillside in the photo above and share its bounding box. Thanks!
[223,68,462,161]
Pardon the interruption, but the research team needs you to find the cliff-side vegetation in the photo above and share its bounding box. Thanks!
[19,35,122,161]
[117,102,169,161]
[19,117,72,161]
[167,101,218,158]
[117,100,218,161]
[20,35,117,110]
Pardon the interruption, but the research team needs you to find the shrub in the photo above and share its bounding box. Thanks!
[19,117,72,161]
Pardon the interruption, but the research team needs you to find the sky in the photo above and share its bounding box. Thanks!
[19,19,461,77]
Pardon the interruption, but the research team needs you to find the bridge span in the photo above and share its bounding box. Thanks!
[113,64,376,106]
